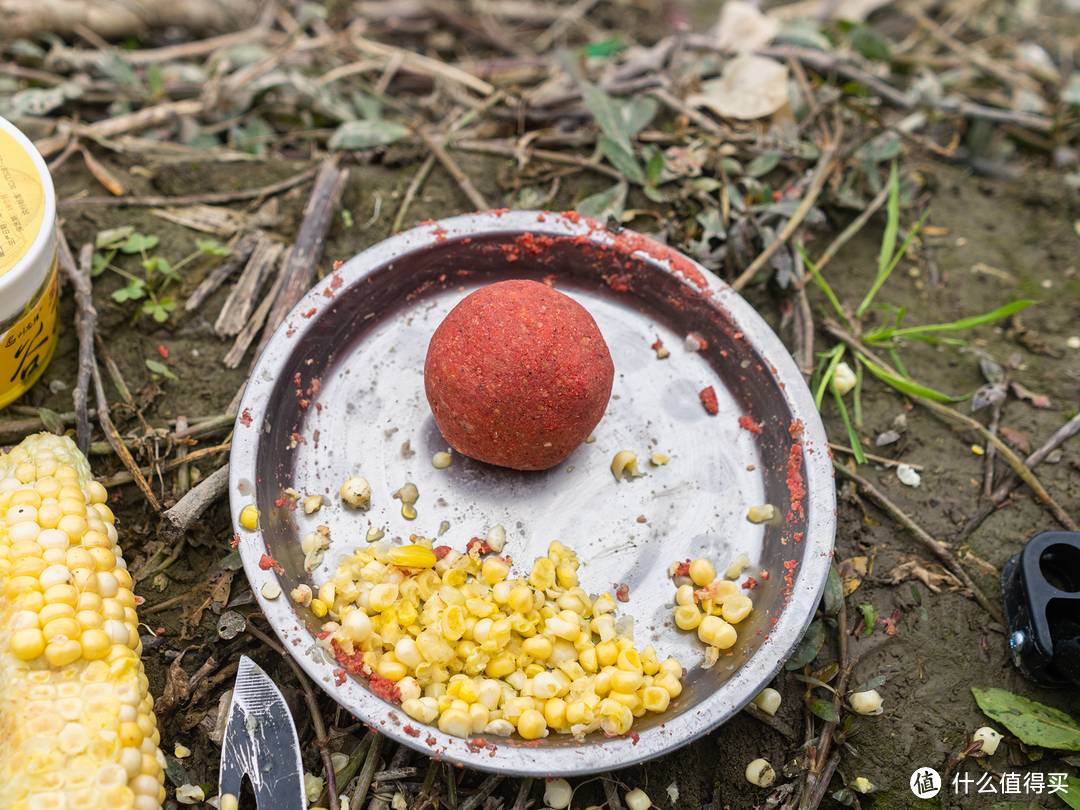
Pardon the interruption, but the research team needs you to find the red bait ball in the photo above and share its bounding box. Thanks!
[424,279,614,471]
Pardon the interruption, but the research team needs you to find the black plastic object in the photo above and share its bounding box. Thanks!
[1001,531,1080,688]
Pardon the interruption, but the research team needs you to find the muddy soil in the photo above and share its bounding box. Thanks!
[16,148,1080,810]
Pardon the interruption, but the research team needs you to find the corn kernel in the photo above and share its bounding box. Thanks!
[239,505,258,530]
[673,605,701,631]
[517,709,547,740]
[688,558,715,586]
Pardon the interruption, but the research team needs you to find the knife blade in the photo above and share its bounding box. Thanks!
[219,655,306,810]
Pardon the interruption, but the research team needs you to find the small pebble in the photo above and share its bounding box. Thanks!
[1066,336,1080,349]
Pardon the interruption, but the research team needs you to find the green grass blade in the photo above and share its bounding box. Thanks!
[857,162,899,317]
[862,358,969,402]
[853,358,864,427]
[815,345,846,410]
[888,346,909,379]
[886,300,1034,339]
[798,244,850,329]
[833,385,866,464]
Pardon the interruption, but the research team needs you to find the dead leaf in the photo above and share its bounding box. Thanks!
[886,556,966,594]
[151,205,248,236]
[687,55,789,120]
[715,0,779,54]
[1011,381,1051,408]
[155,654,192,719]
[838,556,868,596]
[210,569,235,615]
[999,426,1031,455]
[1011,314,1064,358]
[80,147,124,196]
[768,0,893,23]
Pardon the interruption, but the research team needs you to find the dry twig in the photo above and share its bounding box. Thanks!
[56,239,97,455]
[833,461,1005,625]
[157,464,230,542]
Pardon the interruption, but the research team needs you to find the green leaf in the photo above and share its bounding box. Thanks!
[798,245,849,328]
[220,550,244,571]
[807,698,840,723]
[1060,776,1080,810]
[745,151,781,178]
[645,146,666,187]
[146,359,178,380]
[120,233,159,254]
[642,184,665,203]
[152,305,170,323]
[38,408,65,435]
[580,35,624,58]
[575,180,628,221]
[580,81,633,153]
[622,95,659,140]
[972,688,1080,750]
[96,226,134,249]
[862,358,969,402]
[163,756,189,788]
[855,605,877,637]
[794,674,837,693]
[909,583,922,606]
[598,137,646,185]
[850,674,887,695]
[822,566,844,616]
[851,26,891,61]
[328,120,410,150]
[112,278,146,303]
[786,618,825,670]
[814,344,845,409]
[196,238,232,257]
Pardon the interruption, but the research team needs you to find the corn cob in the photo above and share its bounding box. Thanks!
[0,434,165,810]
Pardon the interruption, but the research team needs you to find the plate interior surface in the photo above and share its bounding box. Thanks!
[230,211,835,775]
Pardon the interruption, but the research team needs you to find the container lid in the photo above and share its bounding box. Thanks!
[0,115,56,321]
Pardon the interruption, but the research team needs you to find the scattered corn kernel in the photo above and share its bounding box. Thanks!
[432,452,452,469]
[291,584,313,608]
[485,524,506,553]
[751,688,781,716]
[261,582,282,600]
[971,444,984,455]
[625,788,652,810]
[853,777,874,793]
[849,689,884,716]
[974,726,1002,755]
[240,505,259,530]
[650,453,669,466]
[611,451,644,481]
[367,527,385,543]
[174,743,191,758]
[688,558,715,587]
[746,759,776,788]
[341,477,371,508]
[544,779,572,809]
[746,504,776,524]
[726,552,751,580]
[304,495,324,514]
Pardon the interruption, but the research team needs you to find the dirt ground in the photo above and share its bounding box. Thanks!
[21,143,1080,810]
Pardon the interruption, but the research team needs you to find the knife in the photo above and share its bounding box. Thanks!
[219,655,306,810]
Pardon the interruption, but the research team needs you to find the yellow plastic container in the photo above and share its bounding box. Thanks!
[0,115,60,409]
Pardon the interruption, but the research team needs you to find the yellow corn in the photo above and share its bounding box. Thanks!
[0,434,165,810]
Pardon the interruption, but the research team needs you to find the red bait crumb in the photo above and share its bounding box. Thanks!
[239,409,253,427]
[699,386,719,415]
[333,260,344,270]
[760,570,770,581]
[404,725,421,738]
[785,443,806,521]
[614,583,630,602]
[157,345,168,359]
[259,554,284,574]
[629,733,640,745]
[231,534,241,548]
[738,415,762,434]
[789,419,805,439]
[302,308,317,318]
[333,669,347,686]
[742,577,757,590]
[433,546,453,561]
[673,559,691,577]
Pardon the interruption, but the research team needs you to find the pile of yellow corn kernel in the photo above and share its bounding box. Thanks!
[309,539,684,741]
[670,557,755,668]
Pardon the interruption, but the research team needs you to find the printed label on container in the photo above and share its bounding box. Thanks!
[0,260,59,408]
[0,128,47,278]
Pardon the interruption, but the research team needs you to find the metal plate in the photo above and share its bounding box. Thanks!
[229,211,835,776]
